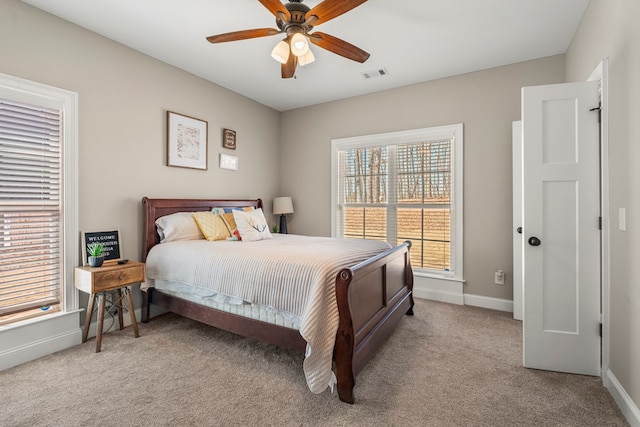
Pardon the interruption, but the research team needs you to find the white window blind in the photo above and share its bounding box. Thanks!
[0,98,63,319]
[332,124,463,280]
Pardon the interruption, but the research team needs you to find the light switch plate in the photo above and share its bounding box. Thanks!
[619,208,626,231]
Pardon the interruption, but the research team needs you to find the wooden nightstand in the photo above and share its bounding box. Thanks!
[74,261,145,352]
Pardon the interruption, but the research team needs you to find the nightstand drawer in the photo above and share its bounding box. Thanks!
[92,265,145,292]
[75,261,145,294]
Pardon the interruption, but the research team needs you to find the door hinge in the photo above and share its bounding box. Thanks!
[590,103,602,124]
[599,323,603,337]
[599,216,602,230]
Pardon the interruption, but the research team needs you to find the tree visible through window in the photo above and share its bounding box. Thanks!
[333,125,463,279]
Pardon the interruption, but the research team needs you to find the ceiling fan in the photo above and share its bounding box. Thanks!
[206,0,370,79]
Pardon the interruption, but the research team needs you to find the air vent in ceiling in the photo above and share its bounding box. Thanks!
[361,68,389,80]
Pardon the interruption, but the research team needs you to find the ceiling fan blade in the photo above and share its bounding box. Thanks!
[282,54,297,79]
[258,0,291,21]
[309,32,370,63]
[206,28,280,43]
[305,0,367,26]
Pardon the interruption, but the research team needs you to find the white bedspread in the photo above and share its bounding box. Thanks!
[144,233,392,394]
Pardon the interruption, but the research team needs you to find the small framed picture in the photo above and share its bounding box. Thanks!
[219,153,238,170]
[167,111,208,170]
[223,128,236,150]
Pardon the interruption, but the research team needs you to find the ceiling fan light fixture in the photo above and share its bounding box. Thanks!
[205,0,370,79]
[298,48,315,66]
[271,40,290,64]
[290,32,309,57]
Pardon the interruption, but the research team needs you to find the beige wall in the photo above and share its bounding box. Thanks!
[280,56,565,300]
[566,0,640,410]
[0,0,282,265]
[3,0,638,418]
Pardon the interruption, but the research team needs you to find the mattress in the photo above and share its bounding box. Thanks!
[148,279,302,330]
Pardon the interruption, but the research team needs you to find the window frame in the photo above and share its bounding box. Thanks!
[331,124,463,281]
[0,72,79,325]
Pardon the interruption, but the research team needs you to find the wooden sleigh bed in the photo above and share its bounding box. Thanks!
[140,197,414,404]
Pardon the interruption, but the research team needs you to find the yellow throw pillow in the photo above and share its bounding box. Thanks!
[192,211,231,241]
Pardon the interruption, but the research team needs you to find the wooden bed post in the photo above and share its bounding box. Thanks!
[332,240,414,404]
[405,240,415,316]
[334,268,356,404]
[142,289,150,323]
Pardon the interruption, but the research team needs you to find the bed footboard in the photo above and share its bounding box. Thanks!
[334,241,414,404]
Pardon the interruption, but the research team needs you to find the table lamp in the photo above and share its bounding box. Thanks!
[273,197,294,234]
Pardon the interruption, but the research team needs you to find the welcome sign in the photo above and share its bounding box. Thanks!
[81,230,122,265]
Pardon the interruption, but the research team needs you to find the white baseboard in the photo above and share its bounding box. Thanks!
[1,307,143,371]
[0,311,83,371]
[412,275,513,314]
[413,275,464,305]
[606,369,640,427]
[463,293,514,313]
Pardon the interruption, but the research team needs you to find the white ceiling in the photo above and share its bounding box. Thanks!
[22,0,590,112]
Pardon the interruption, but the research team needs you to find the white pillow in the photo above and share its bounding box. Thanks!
[232,208,273,242]
[155,212,204,243]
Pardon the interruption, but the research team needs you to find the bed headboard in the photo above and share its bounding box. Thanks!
[141,197,263,261]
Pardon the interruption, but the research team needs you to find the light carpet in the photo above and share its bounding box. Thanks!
[0,299,628,426]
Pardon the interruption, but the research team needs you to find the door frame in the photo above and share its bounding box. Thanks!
[589,59,610,380]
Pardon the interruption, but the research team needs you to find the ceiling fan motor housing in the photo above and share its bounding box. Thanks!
[277,1,313,34]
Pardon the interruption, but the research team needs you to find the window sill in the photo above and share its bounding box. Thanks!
[414,270,465,284]
[0,309,79,332]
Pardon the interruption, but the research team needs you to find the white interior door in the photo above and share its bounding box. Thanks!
[512,121,523,321]
[522,81,601,375]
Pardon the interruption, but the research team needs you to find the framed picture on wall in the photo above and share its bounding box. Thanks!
[223,128,236,150]
[219,153,238,170]
[167,111,208,170]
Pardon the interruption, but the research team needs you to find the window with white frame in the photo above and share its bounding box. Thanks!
[0,73,78,326]
[332,124,463,280]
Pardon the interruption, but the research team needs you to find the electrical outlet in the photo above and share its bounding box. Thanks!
[494,270,505,285]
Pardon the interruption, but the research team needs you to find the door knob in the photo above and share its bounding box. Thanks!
[516,227,522,234]
[528,236,541,246]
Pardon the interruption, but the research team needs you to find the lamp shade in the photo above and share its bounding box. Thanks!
[273,197,294,215]
[298,48,315,66]
[290,33,309,57]
[271,40,290,64]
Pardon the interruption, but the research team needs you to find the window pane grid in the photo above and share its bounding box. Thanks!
[341,147,387,204]
[337,136,454,274]
[343,207,387,240]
